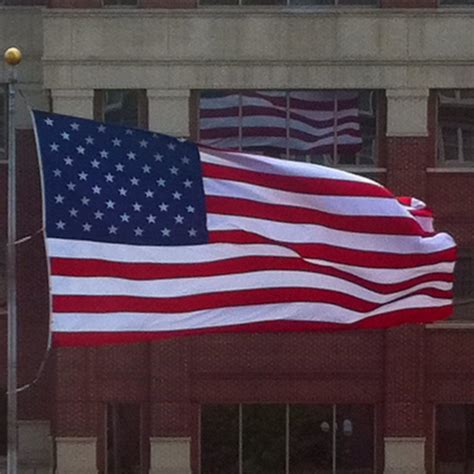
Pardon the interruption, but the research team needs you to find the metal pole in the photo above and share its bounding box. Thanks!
[4,46,22,474]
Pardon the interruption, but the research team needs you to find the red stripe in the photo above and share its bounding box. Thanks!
[202,162,392,198]
[206,196,429,236]
[50,256,453,294]
[52,306,453,347]
[52,287,451,314]
[209,230,457,268]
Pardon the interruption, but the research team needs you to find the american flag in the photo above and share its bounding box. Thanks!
[199,91,363,156]
[32,110,456,347]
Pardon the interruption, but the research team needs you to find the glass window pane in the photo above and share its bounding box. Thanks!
[103,0,137,5]
[339,0,377,4]
[290,0,333,4]
[199,91,241,150]
[440,0,474,5]
[454,255,474,299]
[336,405,374,473]
[0,388,6,456]
[200,0,239,4]
[242,404,286,474]
[462,129,474,162]
[243,0,286,4]
[289,91,336,165]
[441,127,460,162]
[201,405,239,474]
[0,87,5,161]
[103,90,140,128]
[241,91,288,157]
[289,405,333,473]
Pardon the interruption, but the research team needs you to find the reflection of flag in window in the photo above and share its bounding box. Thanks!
[199,91,362,156]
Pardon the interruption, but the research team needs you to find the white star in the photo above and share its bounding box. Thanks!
[83,223,92,232]
[56,220,65,230]
[139,139,148,148]
[70,122,80,131]
[106,200,115,209]
[188,228,197,237]
[94,210,104,220]
[183,179,192,188]
[130,177,139,186]
[186,205,195,213]
[105,173,114,183]
[154,153,163,162]
[146,214,156,224]
[100,150,109,159]
[168,142,176,151]
[172,191,182,200]
[120,213,130,223]
[159,203,169,212]
[125,129,133,135]
[127,151,137,160]
[91,159,100,168]
[55,194,65,204]
[81,196,90,206]
[50,143,59,152]
[92,185,102,195]
[142,165,151,174]
[53,169,62,177]
[181,156,190,165]
[170,166,179,175]
[134,227,144,236]
[76,145,85,155]
[144,189,154,198]
[118,187,127,196]
[64,157,73,166]
[132,202,142,212]
[98,124,106,133]
[174,214,184,224]
[85,136,94,145]
[112,138,121,147]
[116,163,125,172]
[61,132,70,140]
[67,182,76,191]
[157,178,166,187]
[178,137,187,143]
[161,228,171,237]
[108,225,118,235]
[69,208,78,217]
[45,117,54,126]
[78,172,88,181]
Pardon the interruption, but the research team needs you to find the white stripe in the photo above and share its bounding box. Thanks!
[47,238,298,263]
[207,214,455,254]
[51,272,452,302]
[204,177,412,217]
[51,295,450,333]
[199,149,382,185]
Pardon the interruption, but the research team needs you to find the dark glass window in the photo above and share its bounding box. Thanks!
[440,0,474,5]
[200,0,377,5]
[106,403,141,474]
[201,404,375,473]
[0,388,6,456]
[199,90,377,167]
[103,0,137,5]
[436,405,474,474]
[438,90,474,166]
[0,86,6,161]
[94,90,147,129]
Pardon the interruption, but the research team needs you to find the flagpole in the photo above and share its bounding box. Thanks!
[5,46,22,474]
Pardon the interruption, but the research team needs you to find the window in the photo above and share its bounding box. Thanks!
[198,90,377,167]
[0,86,7,162]
[103,0,137,5]
[438,90,474,166]
[436,405,474,474]
[0,388,5,457]
[105,403,142,474]
[449,252,474,321]
[200,0,377,5]
[94,90,147,128]
[439,0,474,5]
[201,404,375,473]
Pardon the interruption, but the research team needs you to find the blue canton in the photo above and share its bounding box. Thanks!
[33,110,208,246]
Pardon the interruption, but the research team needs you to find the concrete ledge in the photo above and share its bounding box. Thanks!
[384,437,426,474]
[149,437,191,474]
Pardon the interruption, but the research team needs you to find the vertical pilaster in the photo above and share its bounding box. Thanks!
[51,89,95,120]
[147,89,191,138]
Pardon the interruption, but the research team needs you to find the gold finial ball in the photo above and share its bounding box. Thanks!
[4,47,22,66]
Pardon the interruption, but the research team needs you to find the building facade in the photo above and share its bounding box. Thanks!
[0,0,474,473]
